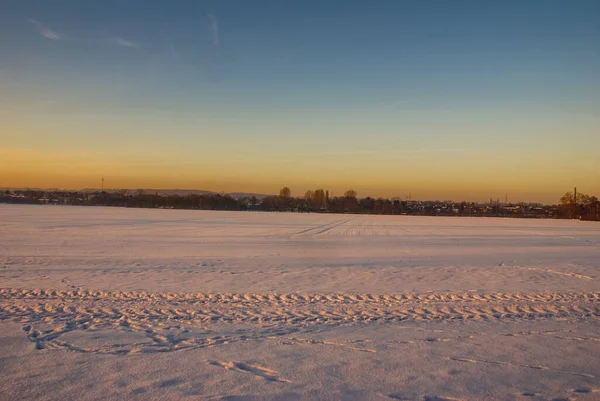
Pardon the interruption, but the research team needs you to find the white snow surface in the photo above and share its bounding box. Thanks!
[1,204,599,400]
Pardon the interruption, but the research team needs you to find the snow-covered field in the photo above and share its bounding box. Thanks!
[1,204,599,400]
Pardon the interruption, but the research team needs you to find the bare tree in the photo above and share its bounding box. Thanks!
[343,189,359,213]
[560,191,591,206]
[279,187,291,199]
[304,190,314,200]
[313,189,326,206]
[344,189,357,198]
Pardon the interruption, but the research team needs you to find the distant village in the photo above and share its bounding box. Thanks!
[1,188,598,221]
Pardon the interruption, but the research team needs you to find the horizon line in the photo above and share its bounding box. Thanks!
[1,186,568,205]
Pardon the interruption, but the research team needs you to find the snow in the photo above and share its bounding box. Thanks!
[0,204,599,400]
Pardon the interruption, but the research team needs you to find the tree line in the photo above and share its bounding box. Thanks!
[558,191,599,220]
[109,187,600,220]
[2,188,598,220]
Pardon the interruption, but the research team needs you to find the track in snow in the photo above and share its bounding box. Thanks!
[1,288,598,356]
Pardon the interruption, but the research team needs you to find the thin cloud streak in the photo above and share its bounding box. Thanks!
[27,18,64,40]
[113,37,139,48]
[27,18,140,49]
[169,41,180,60]
[208,13,219,48]
[301,149,473,157]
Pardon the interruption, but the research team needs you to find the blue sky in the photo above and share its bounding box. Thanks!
[1,0,599,202]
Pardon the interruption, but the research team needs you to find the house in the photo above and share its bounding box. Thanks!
[583,201,600,221]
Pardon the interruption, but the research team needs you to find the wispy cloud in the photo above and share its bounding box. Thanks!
[301,148,473,157]
[208,13,219,48]
[112,36,140,49]
[169,41,180,59]
[27,18,65,41]
[27,18,140,49]
[113,37,139,49]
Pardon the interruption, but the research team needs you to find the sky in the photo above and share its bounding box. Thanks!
[1,0,599,203]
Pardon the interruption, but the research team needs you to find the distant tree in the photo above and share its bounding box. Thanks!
[344,189,357,198]
[584,198,600,221]
[360,197,375,213]
[304,190,314,200]
[279,187,291,199]
[382,199,393,214]
[261,196,278,211]
[560,191,591,206]
[312,189,326,207]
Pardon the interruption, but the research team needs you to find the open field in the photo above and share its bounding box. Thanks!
[1,205,599,400]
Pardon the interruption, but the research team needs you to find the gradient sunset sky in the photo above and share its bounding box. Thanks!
[1,0,599,203]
